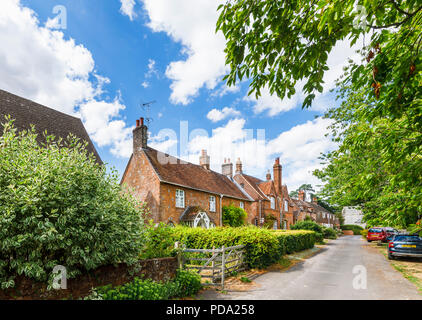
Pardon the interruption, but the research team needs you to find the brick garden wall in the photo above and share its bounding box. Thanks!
[0,257,178,300]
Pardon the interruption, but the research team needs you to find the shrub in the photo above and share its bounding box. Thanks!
[0,119,146,289]
[222,204,247,227]
[173,269,202,296]
[170,226,317,269]
[139,221,176,259]
[341,225,364,235]
[291,220,323,233]
[322,227,337,239]
[272,230,317,254]
[361,229,368,238]
[93,269,201,300]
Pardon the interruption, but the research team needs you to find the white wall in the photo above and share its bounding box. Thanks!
[342,207,366,228]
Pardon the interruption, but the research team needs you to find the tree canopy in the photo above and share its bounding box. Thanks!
[217,0,421,227]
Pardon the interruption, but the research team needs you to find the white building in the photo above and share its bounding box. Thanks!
[342,207,366,228]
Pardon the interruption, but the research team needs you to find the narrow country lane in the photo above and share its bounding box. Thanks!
[199,236,422,300]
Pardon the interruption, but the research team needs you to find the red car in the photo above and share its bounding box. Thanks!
[367,227,387,242]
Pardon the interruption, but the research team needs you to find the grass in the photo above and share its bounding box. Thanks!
[371,242,422,295]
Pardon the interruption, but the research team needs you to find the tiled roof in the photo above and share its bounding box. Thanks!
[0,89,102,163]
[292,198,332,215]
[237,174,268,200]
[143,147,251,201]
[258,181,273,195]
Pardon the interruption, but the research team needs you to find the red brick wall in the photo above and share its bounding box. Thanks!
[159,183,251,226]
[121,151,161,221]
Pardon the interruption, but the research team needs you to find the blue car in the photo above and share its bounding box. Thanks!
[388,234,422,260]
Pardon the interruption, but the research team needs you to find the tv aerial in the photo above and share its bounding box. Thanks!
[140,100,156,126]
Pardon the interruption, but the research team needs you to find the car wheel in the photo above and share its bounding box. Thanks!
[388,252,395,260]
[367,240,372,242]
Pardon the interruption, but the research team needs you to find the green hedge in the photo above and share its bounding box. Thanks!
[271,230,317,255]
[170,226,317,269]
[341,225,364,235]
[91,269,201,300]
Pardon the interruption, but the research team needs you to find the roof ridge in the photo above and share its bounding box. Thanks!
[0,89,80,120]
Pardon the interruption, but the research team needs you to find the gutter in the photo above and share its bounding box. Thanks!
[220,194,224,226]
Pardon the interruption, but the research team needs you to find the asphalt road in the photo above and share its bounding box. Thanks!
[199,236,422,300]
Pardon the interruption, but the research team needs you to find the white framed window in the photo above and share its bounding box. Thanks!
[270,197,275,209]
[239,201,244,210]
[175,189,185,208]
[284,200,288,212]
[209,196,216,212]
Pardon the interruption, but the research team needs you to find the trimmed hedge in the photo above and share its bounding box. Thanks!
[170,226,317,269]
[341,225,364,235]
[271,230,317,255]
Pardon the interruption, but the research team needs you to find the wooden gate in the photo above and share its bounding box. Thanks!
[175,242,246,289]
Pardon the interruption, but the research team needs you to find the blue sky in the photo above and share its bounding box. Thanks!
[0,0,358,191]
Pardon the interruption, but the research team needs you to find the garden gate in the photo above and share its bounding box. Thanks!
[174,242,246,289]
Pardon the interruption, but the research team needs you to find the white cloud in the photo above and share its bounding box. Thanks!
[244,39,361,116]
[184,117,336,192]
[141,81,149,88]
[244,85,305,116]
[206,107,241,122]
[0,0,133,157]
[120,0,137,21]
[141,0,227,105]
[145,58,158,78]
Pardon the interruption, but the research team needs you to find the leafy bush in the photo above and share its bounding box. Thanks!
[139,221,176,259]
[322,227,337,239]
[272,230,317,254]
[170,226,317,269]
[361,229,368,238]
[291,220,323,233]
[263,214,277,229]
[0,119,146,289]
[93,269,201,300]
[173,269,202,296]
[341,225,364,235]
[222,204,247,227]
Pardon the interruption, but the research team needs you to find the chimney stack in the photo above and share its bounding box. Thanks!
[298,190,305,201]
[266,170,271,181]
[273,157,282,195]
[133,117,148,155]
[199,150,210,170]
[312,196,318,204]
[222,158,233,178]
[235,158,243,174]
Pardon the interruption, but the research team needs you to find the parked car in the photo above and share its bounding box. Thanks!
[367,227,387,242]
[388,234,422,260]
[384,227,399,238]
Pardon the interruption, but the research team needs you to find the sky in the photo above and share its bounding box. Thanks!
[0,0,360,192]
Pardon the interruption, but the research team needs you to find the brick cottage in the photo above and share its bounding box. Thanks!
[121,117,339,229]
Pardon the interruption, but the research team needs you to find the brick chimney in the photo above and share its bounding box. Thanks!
[222,158,233,178]
[312,196,318,204]
[273,157,282,195]
[298,190,305,201]
[235,158,243,174]
[199,150,210,170]
[266,170,271,181]
[133,117,148,155]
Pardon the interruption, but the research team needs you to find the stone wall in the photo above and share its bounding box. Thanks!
[0,257,178,300]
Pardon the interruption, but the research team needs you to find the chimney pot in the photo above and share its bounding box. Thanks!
[222,158,233,178]
[133,116,148,153]
[235,158,243,174]
[199,150,210,170]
